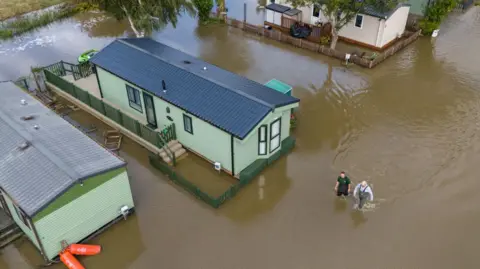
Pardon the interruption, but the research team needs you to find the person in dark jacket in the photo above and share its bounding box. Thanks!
[334,171,351,197]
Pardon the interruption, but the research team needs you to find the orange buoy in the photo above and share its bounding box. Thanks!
[68,244,102,256]
[60,251,85,269]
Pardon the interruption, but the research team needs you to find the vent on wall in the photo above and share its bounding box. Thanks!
[162,80,167,94]
[183,60,192,64]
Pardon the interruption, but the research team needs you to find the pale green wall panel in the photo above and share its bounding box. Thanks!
[234,107,291,173]
[35,171,134,259]
[97,67,146,121]
[3,194,40,249]
[152,98,232,172]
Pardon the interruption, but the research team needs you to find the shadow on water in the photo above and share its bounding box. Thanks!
[218,158,292,223]
[333,197,348,213]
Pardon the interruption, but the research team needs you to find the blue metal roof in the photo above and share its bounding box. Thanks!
[91,38,299,139]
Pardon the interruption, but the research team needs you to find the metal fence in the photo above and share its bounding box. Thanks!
[44,61,93,81]
[44,69,177,158]
[149,136,296,208]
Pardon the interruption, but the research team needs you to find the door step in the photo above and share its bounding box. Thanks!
[160,140,188,164]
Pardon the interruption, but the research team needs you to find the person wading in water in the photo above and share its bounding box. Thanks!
[353,181,374,209]
[334,172,351,198]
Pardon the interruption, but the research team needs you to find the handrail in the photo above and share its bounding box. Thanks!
[158,125,176,166]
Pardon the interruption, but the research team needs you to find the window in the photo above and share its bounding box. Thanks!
[126,84,142,112]
[183,114,193,134]
[354,14,363,28]
[270,118,281,153]
[166,107,170,113]
[258,125,267,155]
[14,205,30,229]
[167,116,173,122]
[313,4,320,18]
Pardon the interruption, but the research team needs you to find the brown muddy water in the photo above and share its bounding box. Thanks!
[2,2,480,268]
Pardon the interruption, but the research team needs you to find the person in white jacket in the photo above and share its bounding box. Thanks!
[353,181,373,209]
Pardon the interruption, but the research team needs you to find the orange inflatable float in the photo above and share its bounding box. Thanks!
[68,244,102,256]
[60,251,85,269]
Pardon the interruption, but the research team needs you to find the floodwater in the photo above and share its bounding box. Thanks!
[1,1,480,268]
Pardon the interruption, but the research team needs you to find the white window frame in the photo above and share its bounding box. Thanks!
[354,14,364,29]
[269,118,282,153]
[258,125,267,155]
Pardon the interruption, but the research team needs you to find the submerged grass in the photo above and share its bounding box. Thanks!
[0,0,66,21]
[0,4,81,40]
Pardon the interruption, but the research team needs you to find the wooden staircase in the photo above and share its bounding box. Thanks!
[104,130,123,151]
[160,140,187,164]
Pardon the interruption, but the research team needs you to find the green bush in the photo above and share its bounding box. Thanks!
[419,0,457,35]
[319,36,330,45]
[193,0,214,23]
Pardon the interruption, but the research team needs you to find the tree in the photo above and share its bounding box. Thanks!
[419,0,457,35]
[73,0,195,37]
[287,0,399,49]
[193,0,214,23]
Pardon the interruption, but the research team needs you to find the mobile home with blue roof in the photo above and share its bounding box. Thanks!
[90,38,299,177]
[0,82,135,262]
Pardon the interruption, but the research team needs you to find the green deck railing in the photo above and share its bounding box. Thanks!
[44,69,177,161]
[149,136,296,208]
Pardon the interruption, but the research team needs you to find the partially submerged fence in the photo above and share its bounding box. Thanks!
[227,18,421,68]
[43,69,177,161]
[370,30,422,67]
[149,135,296,208]
[44,61,93,81]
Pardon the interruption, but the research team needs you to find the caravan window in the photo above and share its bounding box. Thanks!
[126,84,143,112]
[258,125,267,155]
[270,118,281,153]
[355,14,364,28]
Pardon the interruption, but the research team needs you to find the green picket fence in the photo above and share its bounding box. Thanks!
[44,69,177,154]
[148,136,296,208]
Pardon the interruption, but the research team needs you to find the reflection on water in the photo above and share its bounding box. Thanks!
[1,4,480,269]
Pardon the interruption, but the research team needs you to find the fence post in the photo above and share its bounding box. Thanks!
[243,2,247,23]
[60,60,66,76]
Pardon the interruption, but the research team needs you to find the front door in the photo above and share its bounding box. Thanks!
[143,93,158,129]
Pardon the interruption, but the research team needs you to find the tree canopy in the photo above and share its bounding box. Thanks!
[73,0,195,36]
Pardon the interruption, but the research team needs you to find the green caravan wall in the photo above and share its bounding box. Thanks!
[233,105,294,174]
[96,66,232,172]
[96,67,146,122]
[151,97,232,172]
[2,194,40,249]
[34,168,134,260]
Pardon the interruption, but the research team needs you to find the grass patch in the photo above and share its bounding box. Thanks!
[0,4,83,40]
[199,17,225,25]
[0,0,66,21]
